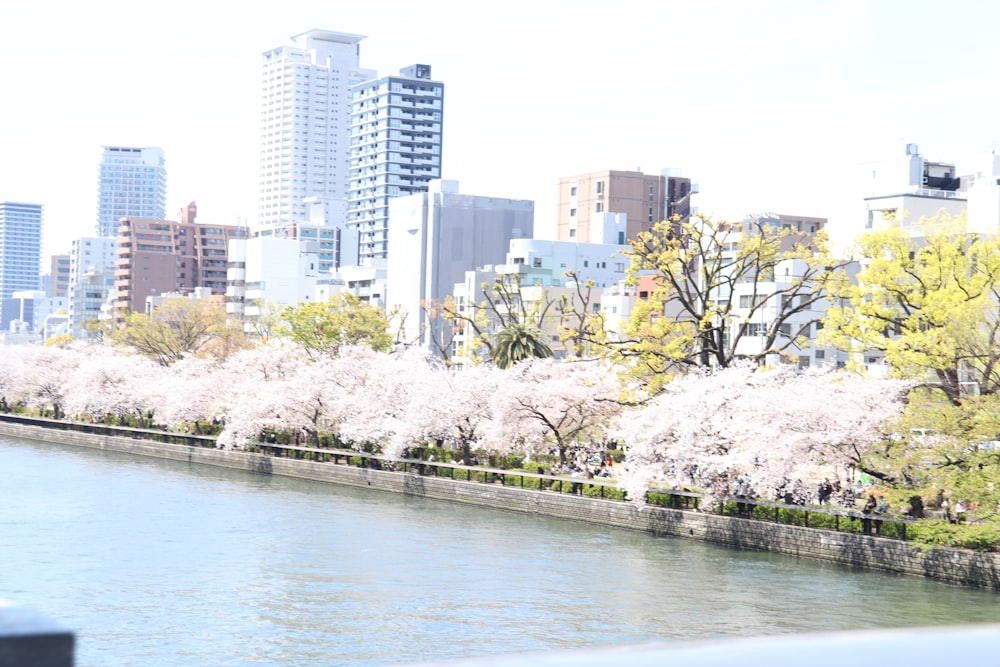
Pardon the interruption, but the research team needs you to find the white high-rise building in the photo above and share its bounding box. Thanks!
[97,146,166,237]
[258,30,376,230]
[348,64,444,261]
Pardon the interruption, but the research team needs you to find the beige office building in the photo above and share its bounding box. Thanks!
[556,169,693,244]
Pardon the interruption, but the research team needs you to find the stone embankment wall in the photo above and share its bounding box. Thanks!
[5,421,1000,590]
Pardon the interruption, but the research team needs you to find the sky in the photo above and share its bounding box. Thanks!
[2,0,1000,260]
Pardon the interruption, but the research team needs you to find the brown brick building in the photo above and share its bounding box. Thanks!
[114,202,246,315]
[556,169,693,244]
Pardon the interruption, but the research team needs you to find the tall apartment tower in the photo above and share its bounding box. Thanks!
[556,169,693,244]
[0,202,43,328]
[258,30,376,230]
[347,64,444,261]
[97,146,167,237]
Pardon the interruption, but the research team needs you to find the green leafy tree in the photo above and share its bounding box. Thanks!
[861,389,1000,514]
[279,293,392,357]
[620,214,846,392]
[822,213,1000,404]
[111,298,249,366]
[490,322,553,369]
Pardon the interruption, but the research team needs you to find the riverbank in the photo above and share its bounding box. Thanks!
[3,418,999,590]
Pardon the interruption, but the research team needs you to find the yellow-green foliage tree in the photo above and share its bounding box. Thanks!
[112,297,251,365]
[279,293,393,357]
[822,213,1000,404]
[860,389,1000,513]
[621,214,847,392]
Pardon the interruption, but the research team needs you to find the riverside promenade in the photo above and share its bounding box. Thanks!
[2,413,999,590]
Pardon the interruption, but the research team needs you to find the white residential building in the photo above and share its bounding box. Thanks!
[97,146,166,237]
[348,64,444,261]
[69,236,117,339]
[861,144,966,240]
[258,30,376,230]
[318,259,388,310]
[385,180,533,345]
[449,238,630,364]
[226,236,322,333]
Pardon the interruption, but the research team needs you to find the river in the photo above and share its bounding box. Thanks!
[2,435,998,666]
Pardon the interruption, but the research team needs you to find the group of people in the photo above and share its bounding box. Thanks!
[936,489,969,524]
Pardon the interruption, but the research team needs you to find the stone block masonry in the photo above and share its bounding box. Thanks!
[3,421,1000,590]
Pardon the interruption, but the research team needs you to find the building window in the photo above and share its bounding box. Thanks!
[569,229,576,238]
[570,208,577,217]
[815,350,826,360]
[649,185,654,201]
[532,257,542,268]
[596,181,604,194]
[570,186,577,196]
[648,207,654,222]
[596,202,603,213]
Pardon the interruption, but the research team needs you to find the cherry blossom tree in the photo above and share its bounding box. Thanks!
[60,345,161,425]
[14,345,81,419]
[0,344,30,412]
[483,358,624,464]
[332,346,426,458]
[392,361,502,463]
[611,364,912,505]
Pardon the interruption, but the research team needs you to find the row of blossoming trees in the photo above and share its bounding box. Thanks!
[0,341,915,505]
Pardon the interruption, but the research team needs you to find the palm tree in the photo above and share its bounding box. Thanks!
[491,322,553,369]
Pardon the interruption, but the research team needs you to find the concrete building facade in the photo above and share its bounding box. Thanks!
[49,255,70,298]
[556,169,693,243]
[225,236,321,332]
[258,30,375,230]
[862,144,966,238]
[97,146,167,237]
[348,64,444,261]
[385,180,533,345]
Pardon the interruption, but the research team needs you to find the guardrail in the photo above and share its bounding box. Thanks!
[0,599,74,667]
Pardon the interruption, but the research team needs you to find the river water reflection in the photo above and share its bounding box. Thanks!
[2,435,999,666]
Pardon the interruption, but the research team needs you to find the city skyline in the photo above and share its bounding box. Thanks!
[2,0,1000,260]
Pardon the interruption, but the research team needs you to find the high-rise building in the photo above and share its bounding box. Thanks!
[0,201,43,329]
[97,146,167,237]
[258,30,376,230]
[555,169,693,244]
[348,64,444,261]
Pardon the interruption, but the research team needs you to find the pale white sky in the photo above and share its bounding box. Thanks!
[1,0,998,260]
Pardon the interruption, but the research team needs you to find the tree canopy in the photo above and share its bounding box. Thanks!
[279,293,393,357]
[111,297,249,366]
[620,214,847,392]
[822,213,1000,404]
